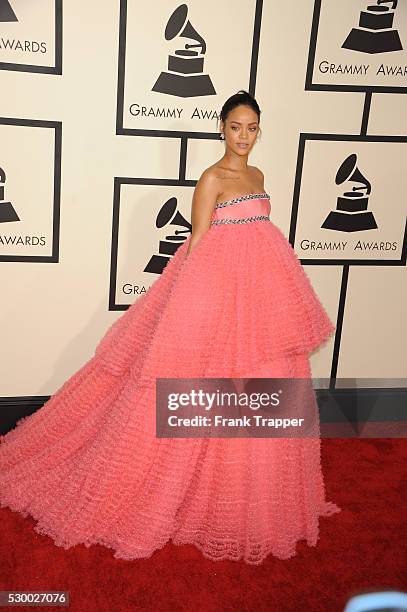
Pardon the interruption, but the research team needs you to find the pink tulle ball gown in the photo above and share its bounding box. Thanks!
[0,191,341,565]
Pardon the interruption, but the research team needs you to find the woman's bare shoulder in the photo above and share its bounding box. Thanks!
[248,165,265,190]
[193,166,222,202]
[249,165,265,179]
[196,164,225,192]
[200,163,226,181]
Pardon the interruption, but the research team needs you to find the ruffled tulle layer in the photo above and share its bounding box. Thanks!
[0,351,340,565]
[0,220,340,564]
[94,221,336,380]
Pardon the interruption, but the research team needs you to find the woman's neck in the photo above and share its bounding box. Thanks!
[220,151,249,172]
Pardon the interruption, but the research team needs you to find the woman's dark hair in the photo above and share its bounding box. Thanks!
[219,90,261,125]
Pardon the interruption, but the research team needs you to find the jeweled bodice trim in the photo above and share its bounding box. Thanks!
[211,215,270,225]
[214,192,270,209]
[210,192,271,226]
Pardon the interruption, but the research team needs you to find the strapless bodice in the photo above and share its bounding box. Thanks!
[210,192,271,225]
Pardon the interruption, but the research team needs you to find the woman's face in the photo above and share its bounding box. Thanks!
[221,105,259,156]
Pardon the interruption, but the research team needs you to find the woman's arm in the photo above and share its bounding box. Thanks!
[186,169,219,257]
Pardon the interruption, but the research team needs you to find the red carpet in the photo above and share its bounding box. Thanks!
[1,438,406,612]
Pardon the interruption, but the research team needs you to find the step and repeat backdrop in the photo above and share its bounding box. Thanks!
[0,0,406,396]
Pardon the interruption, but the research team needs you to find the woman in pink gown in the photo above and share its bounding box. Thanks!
[0,90,340,565]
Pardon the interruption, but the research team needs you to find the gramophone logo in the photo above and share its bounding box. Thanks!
[152,3,216,98]
[144,195,192,274]
[321,154,378,232]
[0,0,17,22]
[0,166,20,223]
[342,0,403,54]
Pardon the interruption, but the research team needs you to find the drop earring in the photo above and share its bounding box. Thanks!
[220,132,225,140]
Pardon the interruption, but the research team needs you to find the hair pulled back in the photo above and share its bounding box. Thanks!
[219,90,261,125]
